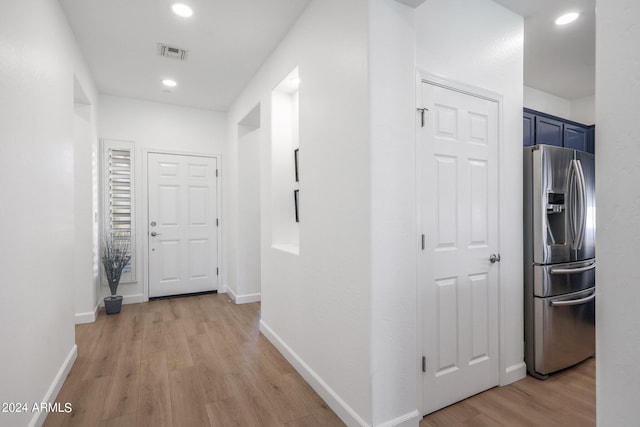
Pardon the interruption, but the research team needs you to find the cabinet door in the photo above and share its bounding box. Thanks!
[586,126,595,154]
[523,111,535,147]
[535,116,563,147]
[564,124,588,151]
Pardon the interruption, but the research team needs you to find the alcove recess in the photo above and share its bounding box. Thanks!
[271,67,300,254]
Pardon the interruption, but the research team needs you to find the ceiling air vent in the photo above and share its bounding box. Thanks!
[157,43,188,61]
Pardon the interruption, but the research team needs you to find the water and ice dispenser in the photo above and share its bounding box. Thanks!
[546,192,565,245]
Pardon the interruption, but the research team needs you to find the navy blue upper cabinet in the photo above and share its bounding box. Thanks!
[564,124,588,151]
[523,111,535,147]
[523,108,595,154]
[536,116,564,147]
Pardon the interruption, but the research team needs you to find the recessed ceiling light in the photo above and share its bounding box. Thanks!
[171,3,193,18]
[162,79,177,87]
[555,12,579,25]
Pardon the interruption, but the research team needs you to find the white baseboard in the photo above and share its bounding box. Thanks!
[29,345,77,427]
[226,286,237,301]
[123,293,146,305]
[502,361,527,386]
[236,292,261,304]
[74,310,96,324]
[75,302,99,324]
[226,286,260,304]
[377,410,421,427]
[259,320,370,427]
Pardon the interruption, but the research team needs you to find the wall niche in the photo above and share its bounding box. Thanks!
[271,67,300,254]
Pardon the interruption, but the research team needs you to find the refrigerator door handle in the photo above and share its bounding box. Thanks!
[576,159,587,250]
[568,160,578,250]
[549,262,596,274]
[550,292,596,307]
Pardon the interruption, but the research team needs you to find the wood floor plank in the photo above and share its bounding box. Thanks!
[206,398,250,427]
[100,340,142,420]
[308,404,345,427]
[222,372,281,427]
[165,341,194,372]
[140,311,165,359]
[46,376,111,427]
[188,334,232,404]
[169,367,212,426]
[98,412,137,427]
[283,415,323,427]
[79,318,118,383]
[136,351,173,427]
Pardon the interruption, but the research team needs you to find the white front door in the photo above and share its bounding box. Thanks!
[419,80,500,415]
[148,153,218,298]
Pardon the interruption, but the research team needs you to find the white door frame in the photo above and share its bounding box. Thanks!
[415,70,511,413]
[142,149,223,301]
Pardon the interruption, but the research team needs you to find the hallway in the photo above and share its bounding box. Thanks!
[44,294,343,426]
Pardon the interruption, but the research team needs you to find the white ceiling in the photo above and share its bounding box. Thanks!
[59,0,311,111]
[59,0,595,111]
[493,0,595,100]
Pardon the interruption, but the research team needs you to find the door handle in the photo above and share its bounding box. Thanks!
[150,231,160,237]
[489,254,501,264]
[550,262,595,274]
[550,292,596,307]
[568,160,578,250]
[576,160,587,249]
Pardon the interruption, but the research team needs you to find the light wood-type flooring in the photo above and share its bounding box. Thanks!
[44,294,343,427]
[44,293,595,427]
[421,357,595,427]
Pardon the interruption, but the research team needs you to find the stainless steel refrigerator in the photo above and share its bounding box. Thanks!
[523,144,596,379]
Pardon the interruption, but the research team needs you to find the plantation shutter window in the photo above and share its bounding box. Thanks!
[103,139,135,283]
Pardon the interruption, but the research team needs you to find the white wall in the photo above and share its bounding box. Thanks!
[73,100,100,324]
[235,125,262,302]
[98,95,227,303]
[524,86,595,125]
[369,1,420,425]
[570,95,596,125]
[0,0,97,425]
[414,0,526,387]
[595,0,640,424]
[226,0,373,424]
[524,86,572,119]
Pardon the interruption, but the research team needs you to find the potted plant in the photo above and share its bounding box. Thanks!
[101,232,131,314]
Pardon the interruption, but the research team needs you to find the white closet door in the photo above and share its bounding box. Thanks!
[419,81,500,415]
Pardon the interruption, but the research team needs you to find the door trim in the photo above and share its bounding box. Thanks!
[415,70,515,415]
[142,149,223,302]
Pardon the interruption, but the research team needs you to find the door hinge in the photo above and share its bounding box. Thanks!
[417,108,428,127]
[216,169,219,177]
[421,234,425,250]
[422,356,427,373]
[216,268,219,276]
[216,218,219,227]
